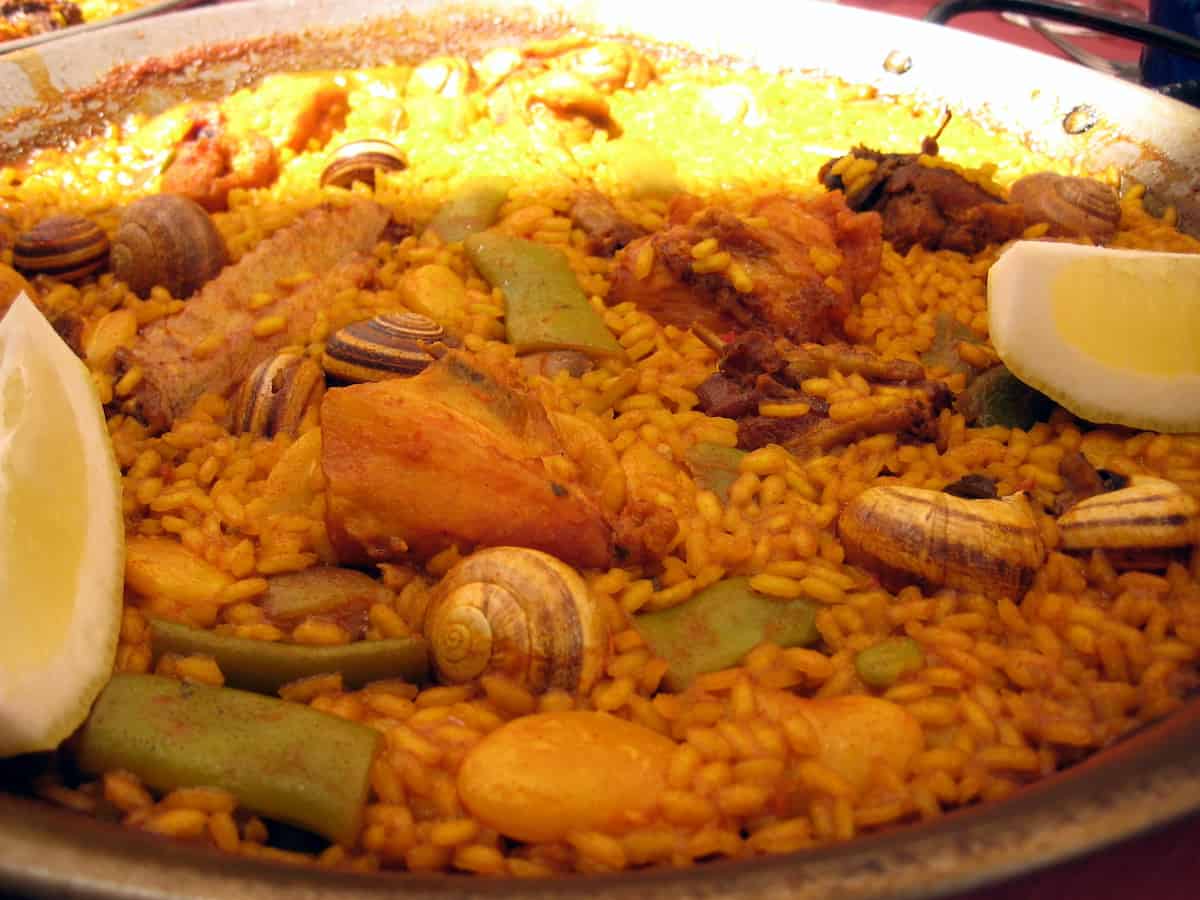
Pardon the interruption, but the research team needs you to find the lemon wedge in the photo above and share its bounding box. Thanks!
[988,241,1200,433]
[0,293,123,758]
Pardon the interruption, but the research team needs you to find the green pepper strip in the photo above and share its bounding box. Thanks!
[75,674,381,846]
[465,230,624,358]
[429,177,513,244]
[149,617,428,695]
[634,576,819,690]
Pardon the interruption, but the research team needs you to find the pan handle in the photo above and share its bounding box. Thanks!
[924,0,1200,60]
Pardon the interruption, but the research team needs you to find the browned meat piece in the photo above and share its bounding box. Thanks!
[695,330,948,453]
[608,192,881,344]
[941,473,1000,500]
[878,164,1025,255]
[783,384,953,456]
[160,105,279,212]
[821,147,1025,254]
[1,0,80,39]
[1054,450,1107,515]
[570,191,646,256]
[780,342,925,384]
[738,411,827,450]
[322,352,614,569]
[119,201,391,429]
[695,374,758,419]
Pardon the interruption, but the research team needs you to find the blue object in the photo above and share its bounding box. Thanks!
[1142,0,1200,86]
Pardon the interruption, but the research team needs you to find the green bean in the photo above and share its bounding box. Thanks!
[854,637,925,689]
[683,442,746,503]
[956,364,1054,430]
[75,674,380,845]
[429,177,513,243]
[464,231,623,358]
[634,577,818,690]
[149,618,428,695]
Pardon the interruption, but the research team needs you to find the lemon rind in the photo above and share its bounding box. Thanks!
[988,241,1200,435]
[0,295,123,758]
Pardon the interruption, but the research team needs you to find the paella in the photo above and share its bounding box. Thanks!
[0,27,1198,878]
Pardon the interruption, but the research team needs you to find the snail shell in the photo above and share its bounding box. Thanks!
[1009,173,1120,243]
[838,484,1046,599]
[1058,476,1197,552]
[231,350,325,438]
[422,546,609,693]
[111,195,229,299]
[12,214,109,283]
[320,140,407,191]
[322,312,451,383]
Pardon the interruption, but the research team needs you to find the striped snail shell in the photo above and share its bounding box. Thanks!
[839,485,1046,599]
[111,194,229,299]
[422,546,609,693]
[321,312,450,383]
[319,140,407,191]
[12,214,109,284]
[1058,476,1197,552]
[231,350,325,438]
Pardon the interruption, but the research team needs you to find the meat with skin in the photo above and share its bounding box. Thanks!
[820,147,1025,254]
[608,192,881,344]
[119,201,391,430]
[322,352,614,569]
[570,191,646,256]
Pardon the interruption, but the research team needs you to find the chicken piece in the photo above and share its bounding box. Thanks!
[570,191,646,257]
[820,147,1024,255]
[782,385,952,456]
[159,105,279,212]
[119,201,391,429]
[608,192,881,344]
[322,352,614,569]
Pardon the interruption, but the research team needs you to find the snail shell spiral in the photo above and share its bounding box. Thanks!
[422,546,608,693]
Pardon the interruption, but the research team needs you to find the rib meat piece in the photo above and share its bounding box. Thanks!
[608,192,881,344]
[696,331,950,453]
[119,201,391,430]
[820,147,1025,255]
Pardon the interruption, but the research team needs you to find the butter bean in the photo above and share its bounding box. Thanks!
[457,711,675,843]
[758,693,922,788]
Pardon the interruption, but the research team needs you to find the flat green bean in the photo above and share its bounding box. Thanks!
[75,674,380,845]
[429,177,513,243]
[149,618,428,695]
[465,231,623,358]
[634,577,818,690]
